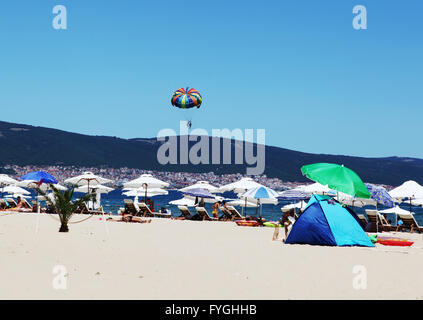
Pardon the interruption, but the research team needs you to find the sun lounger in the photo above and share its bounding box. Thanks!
[195,207,218,221]
[138,202,171,218]
[123,199,139,215]
[218,207,233,221]
[397,213,423,233]
[357,214,368,228]
[177,206,193,218]
[5,198,17,208]
[365,209,395,232]
[227,206,244,220]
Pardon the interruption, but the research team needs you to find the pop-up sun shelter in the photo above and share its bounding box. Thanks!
[285,195,374,247]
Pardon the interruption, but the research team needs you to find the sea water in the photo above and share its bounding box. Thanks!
[99,189,423,225]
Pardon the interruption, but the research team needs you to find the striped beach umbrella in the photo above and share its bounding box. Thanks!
[241,186,279,218]
[278,189,309,201]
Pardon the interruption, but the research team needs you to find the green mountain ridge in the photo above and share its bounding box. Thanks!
[0,121,422,186]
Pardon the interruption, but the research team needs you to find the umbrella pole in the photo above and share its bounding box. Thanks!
[35,190,40,233]
[244,197,247,217]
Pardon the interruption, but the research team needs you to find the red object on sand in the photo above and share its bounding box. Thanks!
[235,220,260,227]
[377,237,414,247]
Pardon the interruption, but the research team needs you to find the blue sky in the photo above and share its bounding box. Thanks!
[0,0,422,158]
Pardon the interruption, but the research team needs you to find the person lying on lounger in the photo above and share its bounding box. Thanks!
[10,196,32,211]
[111,213,151,224]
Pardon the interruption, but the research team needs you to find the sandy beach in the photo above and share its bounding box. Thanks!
[1,212,422,300]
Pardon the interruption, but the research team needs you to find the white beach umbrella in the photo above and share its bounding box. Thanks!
[3,185,31,195]
[75,184,114,194]
[169,197,196,207]
[179,181,219,193]
[64,171,112,195]
[337,192,376,208]
[123,174,169,189]
[389,181,423,201]
[0,174,18,191]
[217,177,263,193]
[123,188,168,197]
[217,178,264,215]
[183,195,224,204]
[17,180,67,191]
[227,199,258,208]
[389,180,423,213]
[297,182,335,196]
[380,205,414,216]
[123,174,169,202]
[282,201,307,211]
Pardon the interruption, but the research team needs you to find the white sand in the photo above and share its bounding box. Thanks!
[1,212,423,300]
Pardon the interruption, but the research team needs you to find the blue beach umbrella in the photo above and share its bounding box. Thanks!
[365,183,394,208]
[20,171,58,185]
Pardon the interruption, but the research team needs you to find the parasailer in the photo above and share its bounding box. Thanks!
[171,87,202,128]
[171,87,202,109]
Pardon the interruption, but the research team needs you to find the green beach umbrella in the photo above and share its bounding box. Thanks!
[301,163,371,199]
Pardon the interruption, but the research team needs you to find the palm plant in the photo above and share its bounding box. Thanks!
[37,184,96,232]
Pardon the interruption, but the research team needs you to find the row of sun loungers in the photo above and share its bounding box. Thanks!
[358,209,423,233]
[123,199,171,218]
[176,205,244,221]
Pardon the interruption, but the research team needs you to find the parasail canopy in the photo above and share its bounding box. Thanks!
[171,87,202,109]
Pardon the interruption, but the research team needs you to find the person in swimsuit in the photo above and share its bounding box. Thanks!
[111,213,151,224]
[212,201,221,219]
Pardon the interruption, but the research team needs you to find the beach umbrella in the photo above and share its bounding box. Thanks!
[123,174,169,202]
[389,180,423,214]
[227,199,258,207]
[75,184,114,194]
[3,185,30,195]
[65,172,112,194]
[179,181,219,193]
[240,186,279,218]
[379,205,414,226]
[296,182,335,196]
[123,188,168,198]
[169,198,196,207]
[18,180,67,191]
[217,178,264,216]
[181,188,215,199]
[365,183,394,208]
[20,171,58,232]
[301,163,371,199]
[0,174,18,197]
[411,199,423,207]
[337,192,375,208]
[282,200,307,211]
[277,189,309,201]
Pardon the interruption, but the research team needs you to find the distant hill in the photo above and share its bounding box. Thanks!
[0,120,422,186]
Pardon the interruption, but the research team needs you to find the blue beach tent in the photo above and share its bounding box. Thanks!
[285,195,374,247]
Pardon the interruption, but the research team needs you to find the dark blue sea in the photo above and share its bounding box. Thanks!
[99,189,423,225]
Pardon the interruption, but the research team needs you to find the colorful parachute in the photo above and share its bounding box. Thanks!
[171,87,202,109]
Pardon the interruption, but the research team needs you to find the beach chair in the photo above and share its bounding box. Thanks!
[365,209,395,232]
[397,213,423,233]
[5,198,17,208]
[195,207,218,221]
[227,206,244,220]
[138,202,171,218]
[218,206,234,221]
[357,214,368,228]
[123,199,139,215]
[73,202,90,214]
[0,199,8,209]
[177,206,193,219]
